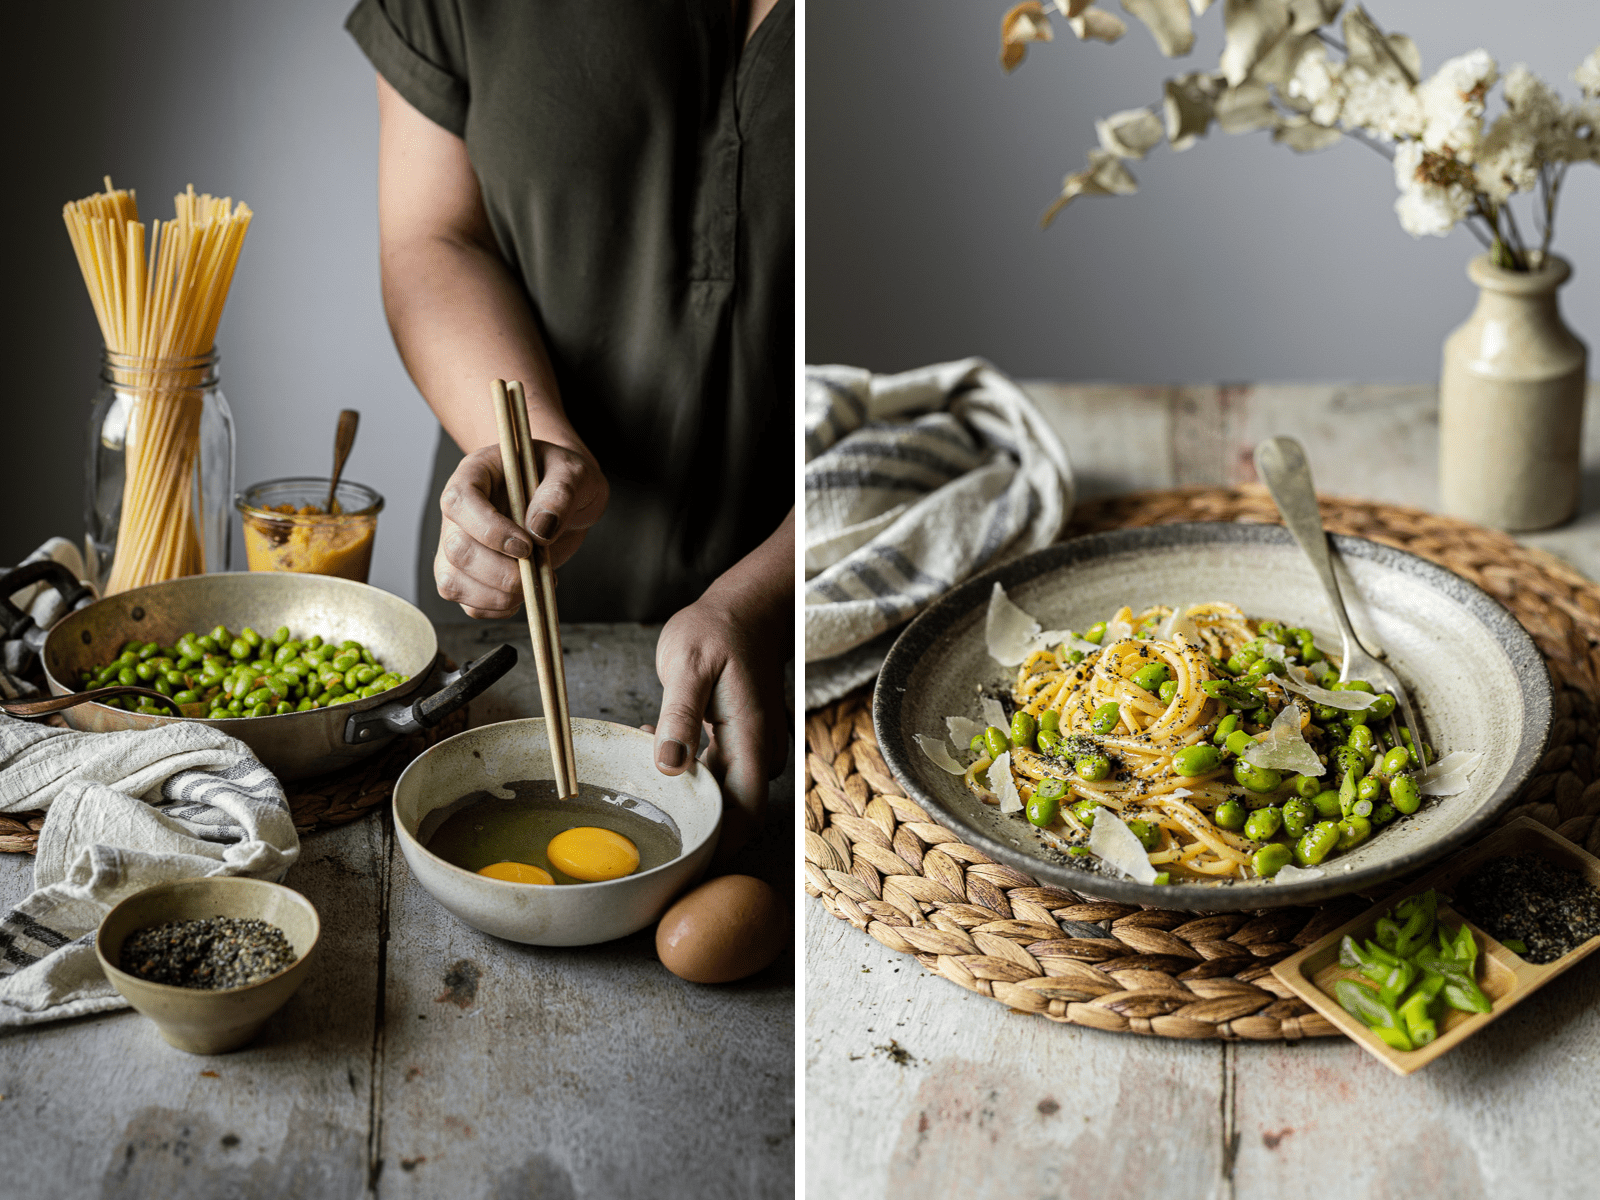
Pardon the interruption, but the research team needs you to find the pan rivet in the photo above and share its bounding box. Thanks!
[130,607,145,621]
[81,630,92,644]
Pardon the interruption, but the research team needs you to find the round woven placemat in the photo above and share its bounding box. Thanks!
[804,485,1600,1041]
[0,705,469,855]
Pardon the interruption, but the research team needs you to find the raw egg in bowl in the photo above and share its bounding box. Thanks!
[392,717,722,946]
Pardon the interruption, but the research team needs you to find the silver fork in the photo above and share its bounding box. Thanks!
[1253,436,1426,764]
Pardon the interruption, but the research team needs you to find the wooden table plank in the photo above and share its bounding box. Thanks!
[373,843,793,1199]
[1230,954,1600,1198]
[805,908,1227,1200]
[0,817,384,1199]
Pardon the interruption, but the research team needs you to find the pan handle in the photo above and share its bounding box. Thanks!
[343,643,518,745]
[0,559,95,654]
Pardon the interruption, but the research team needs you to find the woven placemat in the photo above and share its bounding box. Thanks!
[0,705,469,854]
[805,485,1600,1041]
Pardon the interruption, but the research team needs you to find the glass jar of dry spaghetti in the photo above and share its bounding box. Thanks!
[86,349,234,592]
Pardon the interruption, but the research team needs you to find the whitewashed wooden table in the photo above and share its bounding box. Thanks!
[805,382,1600,1200]
[0,622,794,1200]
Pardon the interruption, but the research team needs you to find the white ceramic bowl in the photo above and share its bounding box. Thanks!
[393,718,722,946]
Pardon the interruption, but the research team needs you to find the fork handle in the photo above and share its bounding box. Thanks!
[1254,437,1367,676]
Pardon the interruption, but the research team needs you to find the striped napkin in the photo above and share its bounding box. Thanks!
[0,718,298,1026]
[804,357,1073,708]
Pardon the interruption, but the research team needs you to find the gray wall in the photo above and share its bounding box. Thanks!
[2,0,437,601]
[806,0,1600,381]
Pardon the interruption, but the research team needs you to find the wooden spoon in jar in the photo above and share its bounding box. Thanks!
[324,409,360,514]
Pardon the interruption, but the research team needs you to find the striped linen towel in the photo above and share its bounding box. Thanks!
[0,717,298,1025]
[805,357,1073,708]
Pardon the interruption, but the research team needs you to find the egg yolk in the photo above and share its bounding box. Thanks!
[546,827,640,882]
[477,861,555,885]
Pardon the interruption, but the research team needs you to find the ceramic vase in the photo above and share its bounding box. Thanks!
[1439,255,1588,532]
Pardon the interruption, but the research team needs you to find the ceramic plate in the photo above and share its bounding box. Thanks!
[873,523,1552,911]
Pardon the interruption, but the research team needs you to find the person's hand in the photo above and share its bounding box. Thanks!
[645,591,791,859]
[433,442,608,618]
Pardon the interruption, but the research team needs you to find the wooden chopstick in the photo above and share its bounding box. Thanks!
[507,380,580,790]
[490,378,575,798]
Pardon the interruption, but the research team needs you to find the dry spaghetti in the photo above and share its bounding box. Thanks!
[64,177,252,593]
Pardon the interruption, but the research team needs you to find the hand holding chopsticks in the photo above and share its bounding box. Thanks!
[490,379,579,797]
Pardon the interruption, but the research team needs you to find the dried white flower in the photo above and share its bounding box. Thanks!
[1287,43,1420,141]
[1576,45,1600,98]
[1287,43,1345,125]
[1417,49,1497,162]
[1341,65,1423,139]
[1392,140,1475,237]
[1475,114,1540,204]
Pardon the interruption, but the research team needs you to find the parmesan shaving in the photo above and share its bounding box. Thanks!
[980,695,1009,733]
[915,734,967,775]
[991,750,1024,813]
[985,582,1041,666]
[1260,641,1289,667]
[1266,667,1382,711]
[1087,808,1159,883]
[1418,750,1483,796]
[1242,701,1324,776]
[1106,615,1135,642]
[945,715,986,752]
[1158,603,1200,644]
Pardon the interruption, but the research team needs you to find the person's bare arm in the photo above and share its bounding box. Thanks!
[645,508,795,856]
[376,74,607,616]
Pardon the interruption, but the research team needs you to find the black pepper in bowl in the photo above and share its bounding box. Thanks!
[1452,854,1600,964]
[119,916,298,989]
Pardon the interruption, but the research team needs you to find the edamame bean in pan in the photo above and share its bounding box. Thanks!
[75,625,409,718]
[917,590,1486,886]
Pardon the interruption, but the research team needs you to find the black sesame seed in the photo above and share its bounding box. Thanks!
[1452,854,1600,965]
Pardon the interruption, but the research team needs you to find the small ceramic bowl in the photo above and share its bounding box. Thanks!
[95,876,320,1054]
[393,717,723,946]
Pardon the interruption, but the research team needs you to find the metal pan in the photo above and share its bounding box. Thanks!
[40,571,515,781]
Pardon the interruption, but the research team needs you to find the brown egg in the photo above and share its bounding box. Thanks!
[655,874,783,983]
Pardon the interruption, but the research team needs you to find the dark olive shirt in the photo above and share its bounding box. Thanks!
[347,0,793,622]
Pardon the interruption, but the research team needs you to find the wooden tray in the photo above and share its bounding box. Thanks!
[1272,816,1600,1075]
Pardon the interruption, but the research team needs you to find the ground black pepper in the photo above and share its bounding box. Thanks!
[120,916,297,989]
[1452,854,1600,964]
